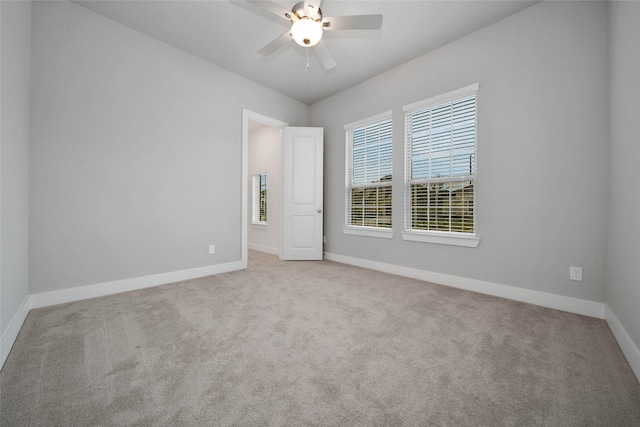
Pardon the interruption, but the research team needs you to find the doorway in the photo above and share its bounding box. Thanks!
[247,120,283,256]
[241,109,324,266]
[241,109,288,267]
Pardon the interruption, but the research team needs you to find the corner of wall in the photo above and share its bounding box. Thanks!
[605,305,640,381]
[0,0,32,371]
[0,295,31,370]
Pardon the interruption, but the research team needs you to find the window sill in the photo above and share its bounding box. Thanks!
[343,226,394,239]
[401,231,480,248]
[251,222,267,227]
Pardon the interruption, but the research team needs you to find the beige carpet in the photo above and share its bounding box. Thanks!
[1,251,639,426]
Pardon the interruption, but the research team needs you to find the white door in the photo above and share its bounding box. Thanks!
[281,127,324,260]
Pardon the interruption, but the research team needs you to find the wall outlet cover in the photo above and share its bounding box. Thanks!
[570,266,582,281]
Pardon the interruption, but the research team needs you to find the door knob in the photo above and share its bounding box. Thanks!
[317,209,322,213]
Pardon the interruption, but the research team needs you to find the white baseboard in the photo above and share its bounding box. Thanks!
[324,252,640,383]
[248,243,279,255]
[6,254,638,384]
[1,261,244,371]
[324,252,605,319]
[1,295,32,370]
[605,305,640,381]
[30,261,245,309]
[325,253,640,381]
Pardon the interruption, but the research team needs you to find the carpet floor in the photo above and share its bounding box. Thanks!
[1,251,639,426]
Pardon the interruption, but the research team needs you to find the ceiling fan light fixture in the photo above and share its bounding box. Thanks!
[291,18,323,47]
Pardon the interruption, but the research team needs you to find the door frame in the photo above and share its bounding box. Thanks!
[241,109,288,268]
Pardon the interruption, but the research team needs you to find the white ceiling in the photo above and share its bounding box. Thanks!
[73,0,538,105]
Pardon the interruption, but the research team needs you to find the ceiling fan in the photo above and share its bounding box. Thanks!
[246,0,383,70]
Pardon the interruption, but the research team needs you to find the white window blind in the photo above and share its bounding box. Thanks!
[404,84,478,235]
[345,113,393,229]
[252,173,267,224]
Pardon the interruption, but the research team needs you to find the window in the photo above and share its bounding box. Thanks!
[252,173,267,224]
[403,84,479,247]
[344,112,393,237]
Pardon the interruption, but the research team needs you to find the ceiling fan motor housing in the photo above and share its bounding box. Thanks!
[291,1,322,22]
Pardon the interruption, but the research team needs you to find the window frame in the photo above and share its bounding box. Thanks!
[402,84,480,248]
[251,172,267,225]
[344,111,394,239]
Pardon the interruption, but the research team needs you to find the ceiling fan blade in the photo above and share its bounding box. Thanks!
[247,0,295,21]
[314,39,336,70]
[304,0,322,16]
[322,14,383,31]
[258,30,293,56]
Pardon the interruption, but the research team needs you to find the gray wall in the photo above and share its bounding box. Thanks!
[311,1,608,302]
[248,125,283,254]
[1,1,31,337]
[607,2,640,348]
[29,1,308,294]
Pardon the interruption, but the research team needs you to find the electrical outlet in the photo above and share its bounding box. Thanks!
[570,266,582,281]
[208,245,215,255]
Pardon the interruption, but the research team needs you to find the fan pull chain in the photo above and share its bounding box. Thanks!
[305,47,310,75]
